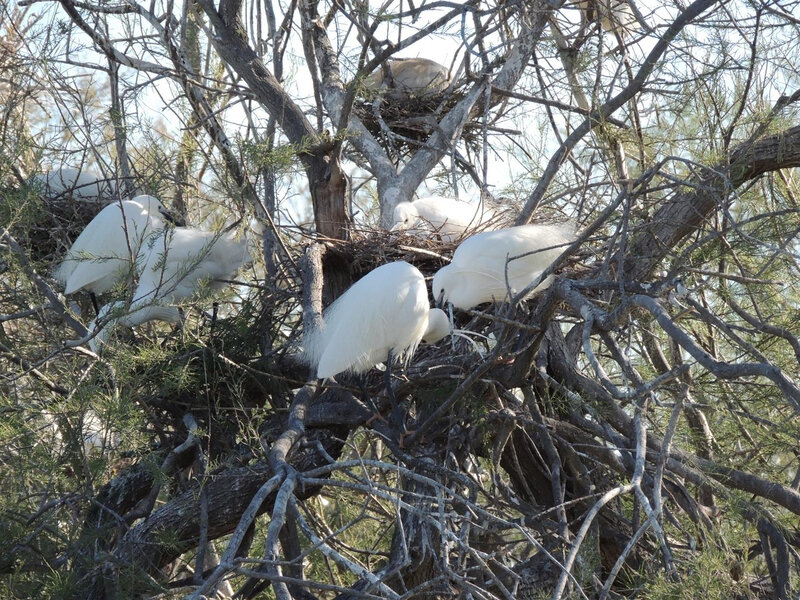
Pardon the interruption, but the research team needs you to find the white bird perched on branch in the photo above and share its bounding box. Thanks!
[576,0,637,38]
[432,223,576,310]
[390,196,498,243]
[362,58,450,100]
[89,226,252,352]
[304,261,450,379]
[54,196,173,312]
[33,167,117,201]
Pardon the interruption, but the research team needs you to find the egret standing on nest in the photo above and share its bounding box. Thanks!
[89,225,252,352]
[433,223,576,310]
[362,58,450,100]
[304,261,450,432]
[306,261,450,378]
[54,195,174,313]
[390,196,498,242]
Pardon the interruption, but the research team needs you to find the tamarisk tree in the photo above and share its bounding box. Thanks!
[2,0,800,598]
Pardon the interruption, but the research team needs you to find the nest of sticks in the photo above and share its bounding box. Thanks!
[353,81,484,157]
[308,210,555,286]
[311,215,583,299]
[10,191,106,269]
[316,223,484,282]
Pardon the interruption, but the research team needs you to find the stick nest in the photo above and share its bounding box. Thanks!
[10,191,107,269]
[316,225,465,282]
[353,82,481,157]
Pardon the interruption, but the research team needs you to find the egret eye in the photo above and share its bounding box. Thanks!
[385,196,499,244]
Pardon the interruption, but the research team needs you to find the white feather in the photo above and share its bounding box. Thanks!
[576,0,637,37]
[362,58,450,99]
[390,196,498,242]
[432,223,576,309]
[54,196,167,296]
[89,226,251,352]
[305,261,450,379]
[33,167,117,201]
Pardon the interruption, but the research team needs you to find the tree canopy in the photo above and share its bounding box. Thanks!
[2,0,800,598]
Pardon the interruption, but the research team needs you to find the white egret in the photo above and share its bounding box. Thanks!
[41,409,119,455]
[33,167,117,201]
[432,223,576,310]
[89,226,251,352]
[390,196,498,242]
[362,58,450,100]
[304,261,450,379]
[54,196,171,311]
[577,0,637,37]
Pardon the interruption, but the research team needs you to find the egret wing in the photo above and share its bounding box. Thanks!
[135,228,249,303]
[313,262,429,378]
[454,224,574,285]
[55,199,160,295]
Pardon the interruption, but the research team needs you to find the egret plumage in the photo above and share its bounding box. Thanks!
[135,227,250,304]
[390,196,498,242]
[304,261,450,379]
[577,0,637,37]
[33,167,117,201]
[432,223,576,310]
[41,409,120,455]
[362,58,450,100]
[54,196,170,299]
[89,226,251,352]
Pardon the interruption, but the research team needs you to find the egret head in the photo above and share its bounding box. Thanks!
[390,202,420,232]
[432,265,453,308]
[132,194,162,213]
[422,308,450,344]
[160,206,186,226]
[433,265,492,311]
[133,194,185,226]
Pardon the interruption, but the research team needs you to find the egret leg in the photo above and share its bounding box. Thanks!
[357,374,386,425]
[384,350,411,446]
[209,301,219,337]
[313,378,327,401]
[159,307,186,349]
[90,292,100,316]
[384,350,400,425]
[448,302,455,351]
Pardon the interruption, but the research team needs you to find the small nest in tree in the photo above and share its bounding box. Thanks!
[9,191,107,269]
[316,225,458,284]
[354,81,482,158]
[313,217,584,301]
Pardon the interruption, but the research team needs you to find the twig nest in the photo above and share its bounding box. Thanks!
[353,66,471,157]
